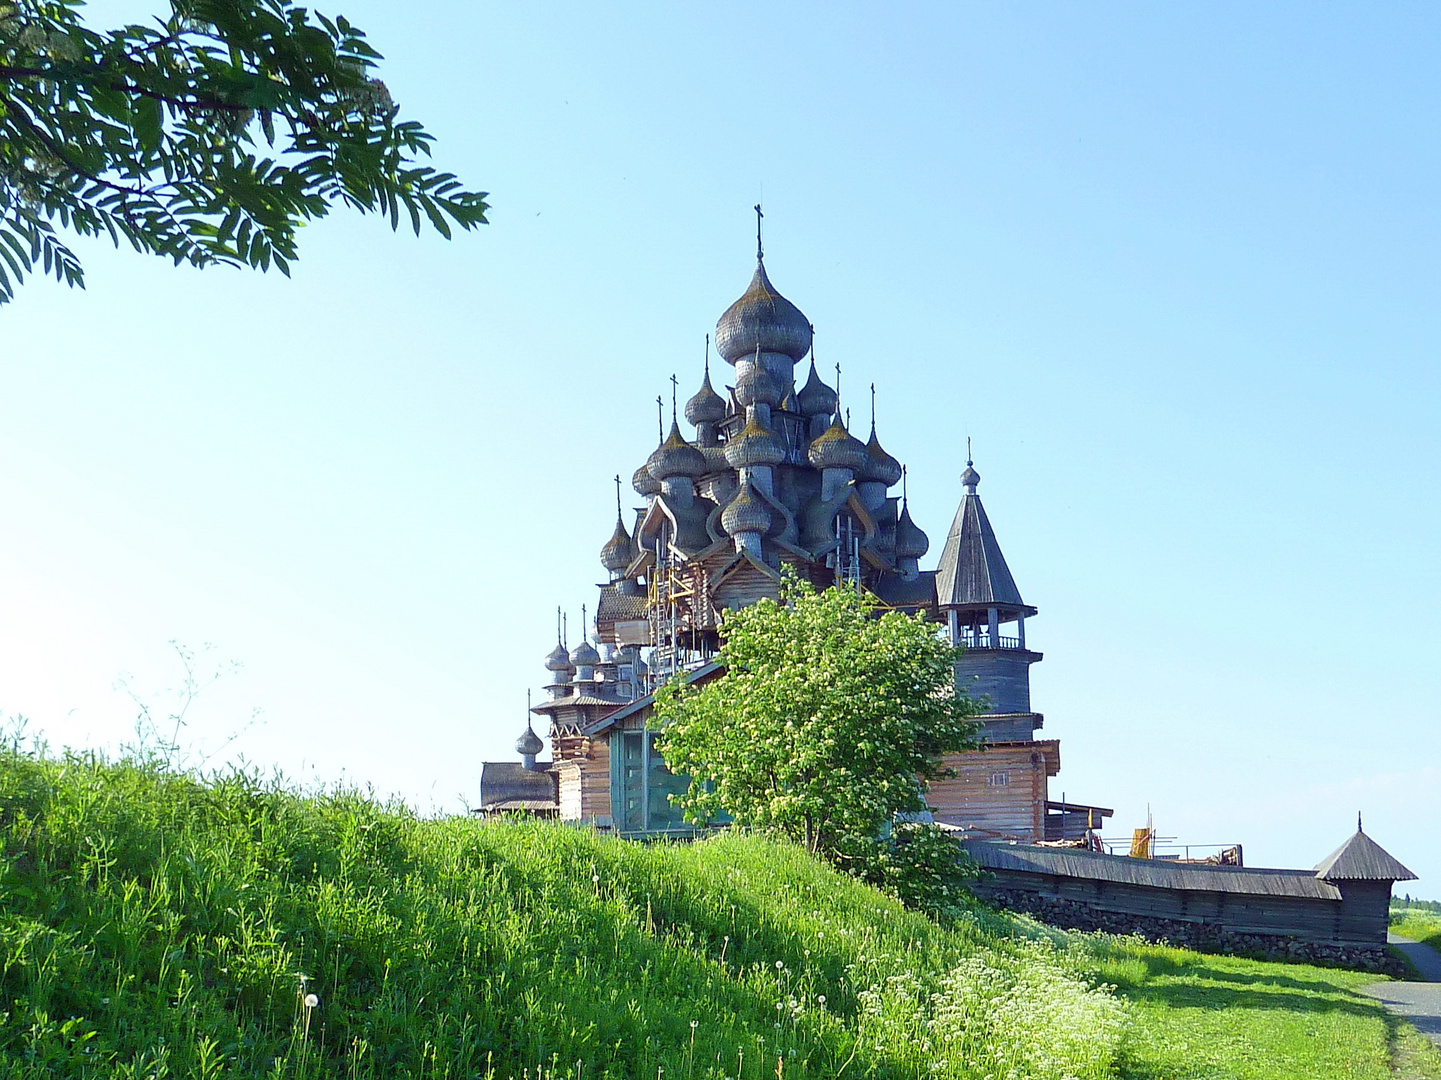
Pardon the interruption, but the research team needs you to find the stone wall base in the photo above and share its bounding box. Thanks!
[980,887,1408,978]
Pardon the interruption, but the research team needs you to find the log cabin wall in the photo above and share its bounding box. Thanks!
[927,742,1057,840]
[963,841,1406,948]
[555,740,612,826]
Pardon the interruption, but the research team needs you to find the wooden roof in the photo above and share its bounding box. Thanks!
[479,762,557,809]
[934,488,1030,612]
[1313,829,1417,882]
[582,660,724,737]
[963,840,1345,900]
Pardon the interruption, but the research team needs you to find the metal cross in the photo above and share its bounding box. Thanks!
[656,396,664,440]
[670,373,679,423]
[755,203,764,261]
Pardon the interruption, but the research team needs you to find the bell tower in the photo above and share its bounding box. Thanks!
[934,459,1043,742]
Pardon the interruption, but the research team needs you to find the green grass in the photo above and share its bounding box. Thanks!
[1093,941,1441,1079]
[0,743,1437,1079]
[1392,912,1441,952]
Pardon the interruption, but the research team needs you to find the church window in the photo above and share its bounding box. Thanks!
[988,771,1011,787]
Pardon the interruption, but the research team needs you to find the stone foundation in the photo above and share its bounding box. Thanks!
[981,887,1408,977]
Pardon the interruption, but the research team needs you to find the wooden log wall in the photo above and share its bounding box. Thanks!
[927,745,1050,840]
[974,868,1389,945]
[556,739,612,826]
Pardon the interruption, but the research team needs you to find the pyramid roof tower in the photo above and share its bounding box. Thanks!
[934,461,1032,613]
[1314,822,1417,882]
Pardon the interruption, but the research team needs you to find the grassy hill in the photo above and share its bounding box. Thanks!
[0,745,1436,1079]
[1393,900,1441,952]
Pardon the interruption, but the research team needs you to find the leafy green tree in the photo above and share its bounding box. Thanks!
[0,0,488,301]
[655,573,984,910]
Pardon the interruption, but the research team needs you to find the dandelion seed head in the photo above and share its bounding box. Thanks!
[303,993,319,1008]
[690,1020,698,1029]
[775,960,784,969]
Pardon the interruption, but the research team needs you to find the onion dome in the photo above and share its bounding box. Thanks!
[860,426,903,486]
[685,368,727,426]
[545,643,573,673]
[961,463,981,492]
[600,514,637,573]
[807,416,869,472]
[724,418,785,469]
[895,502,930,559]
[721,479,773,536]
[796,361,838,417]
[735,363,783,408]
[715,261,813,363]
[515,722,544,757]
[632,462,661,496]
[647,421,706,480]
[700,444,730,474]
[570,638,600,669]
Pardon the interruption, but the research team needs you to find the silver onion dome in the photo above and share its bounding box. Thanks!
[796,360,838,417]
[735,364,783,408]
[895,502,930,559]
[714,261,813,363]
[860,427,903,487]
[721,479,773,536]
[632,461,661,496]
[685,369,727,426]
[515,723,544,757]
[647,421,707,480]
[570,639,601,668]
[545,643,573,673]
[600,514,637,573]
[700,444,730,474]
[724,418,785,469]
[807,416,869,472]
[961,463,981,492]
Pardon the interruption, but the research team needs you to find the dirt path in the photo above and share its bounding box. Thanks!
[1360,933,1441,1051]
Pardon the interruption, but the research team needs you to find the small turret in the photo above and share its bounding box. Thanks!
[935,455,1041,729]
[515,720,544,771]
[600,477,638,578]
[721,477,773,554]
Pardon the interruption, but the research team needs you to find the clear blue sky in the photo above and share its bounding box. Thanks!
[4,2,1438,894]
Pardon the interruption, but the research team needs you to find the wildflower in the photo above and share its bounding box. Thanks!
[592,874,600,883]
[775,960,784,969]
[775,1002,784,1011]
[304,994,319,1008]
[690,1020,698,1029]
[816,995,825,1005]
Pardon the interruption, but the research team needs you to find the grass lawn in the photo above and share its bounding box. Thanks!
[1091,940,1441,1080]
[1,744,1437,1078]
[1394,914,1441,951]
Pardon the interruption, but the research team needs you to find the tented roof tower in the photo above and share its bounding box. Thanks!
[934,459,1043,740]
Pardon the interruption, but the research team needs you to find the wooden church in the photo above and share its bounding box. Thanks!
[478,225,1110,842]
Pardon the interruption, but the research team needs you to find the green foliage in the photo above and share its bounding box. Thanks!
[1392,914,1441,952]
[652,574,980,845]
[0,741,1129,1079]
[0,0,488,301]
[654,573,982,910]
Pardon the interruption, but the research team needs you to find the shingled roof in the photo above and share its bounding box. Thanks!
[934,468,1029,610]
[479,762,557,811]
[963,840,1344,899]
[1314,829,1417,882]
